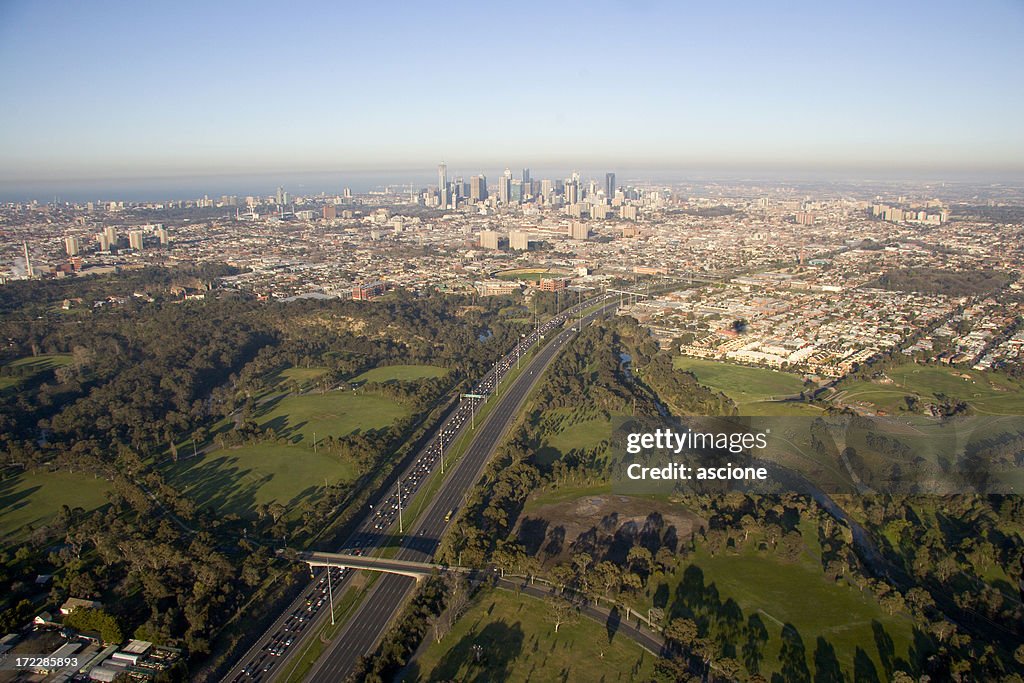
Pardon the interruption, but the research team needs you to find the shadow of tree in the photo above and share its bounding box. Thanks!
[426,620,525,682]
[853,646,880,683]
[813,636,842,683]
[776,623,810,683]
[606,606,621,644]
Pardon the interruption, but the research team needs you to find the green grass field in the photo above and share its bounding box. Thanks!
[838,364,1024,415]
[403,588,657,683]
[352,364,448,383]
[0,470,112,541]
[267,366,329,386]
[0,354,74,389]
[628,520,916,680]
[165,390,408,517]
[163,443,357,518]
[255,391,408,443]
[673,358,808,411]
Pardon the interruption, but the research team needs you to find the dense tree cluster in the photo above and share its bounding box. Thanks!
[0,267,523,675]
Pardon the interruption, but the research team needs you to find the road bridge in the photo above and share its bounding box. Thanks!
[296,551,470,581]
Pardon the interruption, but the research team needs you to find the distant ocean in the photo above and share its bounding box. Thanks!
[0,171,438,204]
[2,167,1021,203]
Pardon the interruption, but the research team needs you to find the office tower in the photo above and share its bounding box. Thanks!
[64,235,81,256]
[470,175,488,202]
[511,180,522,204]
[276,187,285,205]
[498,174,512,205]
[564,179,579,205]
[155,227,169,245]
[129,230,145,250]
[343,187,352,198]
[568,221,589,240]
[509,230,530,251]
[323,205,337,220]
[541,179,554,203]
[522,168,530,185]
[438,163,448,208]
[479,229,500,250]
[605,172,616,201]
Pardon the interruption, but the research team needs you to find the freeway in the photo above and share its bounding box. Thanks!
[303,297,619,682]
[220,293,615,683]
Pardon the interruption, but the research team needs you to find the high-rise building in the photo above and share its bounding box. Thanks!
[64,235,81,256]
[479,229,500,250]
[522,168,530,185]
[104,225,118,246]
[568,221,589,240]
[470,175,488,202]
[276,187,285,205]
[128,230,145,250]
[564,179,579,205]
[605,172,616,202]
[509,230,530,251]
[438,162,448,208]
[498,174,512,205]
[155,227,169,245]
[323,205,337,220]
[541,179,554,203]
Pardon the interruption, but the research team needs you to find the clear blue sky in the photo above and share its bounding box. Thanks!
[1,0,1022,181]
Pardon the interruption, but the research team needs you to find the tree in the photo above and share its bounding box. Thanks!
[547,593,577,634]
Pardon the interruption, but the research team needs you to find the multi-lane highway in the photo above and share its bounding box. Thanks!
[304,296,617,682]
[221,293,615,683]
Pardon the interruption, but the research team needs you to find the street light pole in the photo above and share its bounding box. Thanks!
[397,478,403,534]
[327,559,335,625]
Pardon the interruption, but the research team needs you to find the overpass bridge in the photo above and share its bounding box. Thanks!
[296,550,471,581]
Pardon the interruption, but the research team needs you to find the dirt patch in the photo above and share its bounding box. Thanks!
[514,494,705,565]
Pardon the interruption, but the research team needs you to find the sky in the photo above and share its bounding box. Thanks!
[1,0,1023,185]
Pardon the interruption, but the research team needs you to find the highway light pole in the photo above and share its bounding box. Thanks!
[326,558,335,625]
[462,393,486,429]
[397,478,403,534]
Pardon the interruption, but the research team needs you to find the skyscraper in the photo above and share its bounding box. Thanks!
[605,172,616,202]
[499,172,512,205]
[522,168,530,185]
[470,175,488,202]
[64,235,81,256]
[564,178,579,205]
[438,162,448,208]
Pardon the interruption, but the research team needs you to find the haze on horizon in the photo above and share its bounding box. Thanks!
[1,0,1023,184]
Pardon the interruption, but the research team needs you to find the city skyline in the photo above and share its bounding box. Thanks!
[2,0,1023,182]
